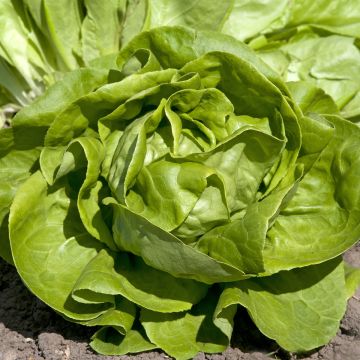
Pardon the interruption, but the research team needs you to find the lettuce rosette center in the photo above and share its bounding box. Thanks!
[111,84,283,240]
[1,26,360,359]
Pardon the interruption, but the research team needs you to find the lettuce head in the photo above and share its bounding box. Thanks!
[1,26,360,359]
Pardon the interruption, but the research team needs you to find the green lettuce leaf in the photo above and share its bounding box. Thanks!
[220,258,347,352]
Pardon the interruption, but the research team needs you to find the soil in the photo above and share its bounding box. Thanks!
[0,243,359,360]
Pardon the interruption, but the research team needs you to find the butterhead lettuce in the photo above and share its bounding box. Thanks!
[1,26,360,359]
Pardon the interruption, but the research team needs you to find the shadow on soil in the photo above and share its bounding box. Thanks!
[0,243,359,360]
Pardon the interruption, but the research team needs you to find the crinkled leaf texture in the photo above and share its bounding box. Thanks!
[2,26,360,359]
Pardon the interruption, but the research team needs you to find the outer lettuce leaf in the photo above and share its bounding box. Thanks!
[147,0,233,31]
[140,292,234,360]
[256,33,360,120]
[9,171,110,320]
[81,0,127,64]
[72,249,208,313]
[0,67,108,264]
[286,81,339,116]
[264,115,360,272]
[286,0,360,38]
[0,127,40,263]
[121,0,233,45]
[51,137,116,251]
[344,263,360,300]
[90,327,156,356]
[222,0,289,41]
[110,201,244,284]
[220,258,347,352]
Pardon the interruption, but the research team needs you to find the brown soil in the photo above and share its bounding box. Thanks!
[0,243,359,360]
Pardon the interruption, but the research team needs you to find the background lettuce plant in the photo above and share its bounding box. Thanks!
[2,0,360,125]
[1,26,360,359]
[231,0,360,122]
